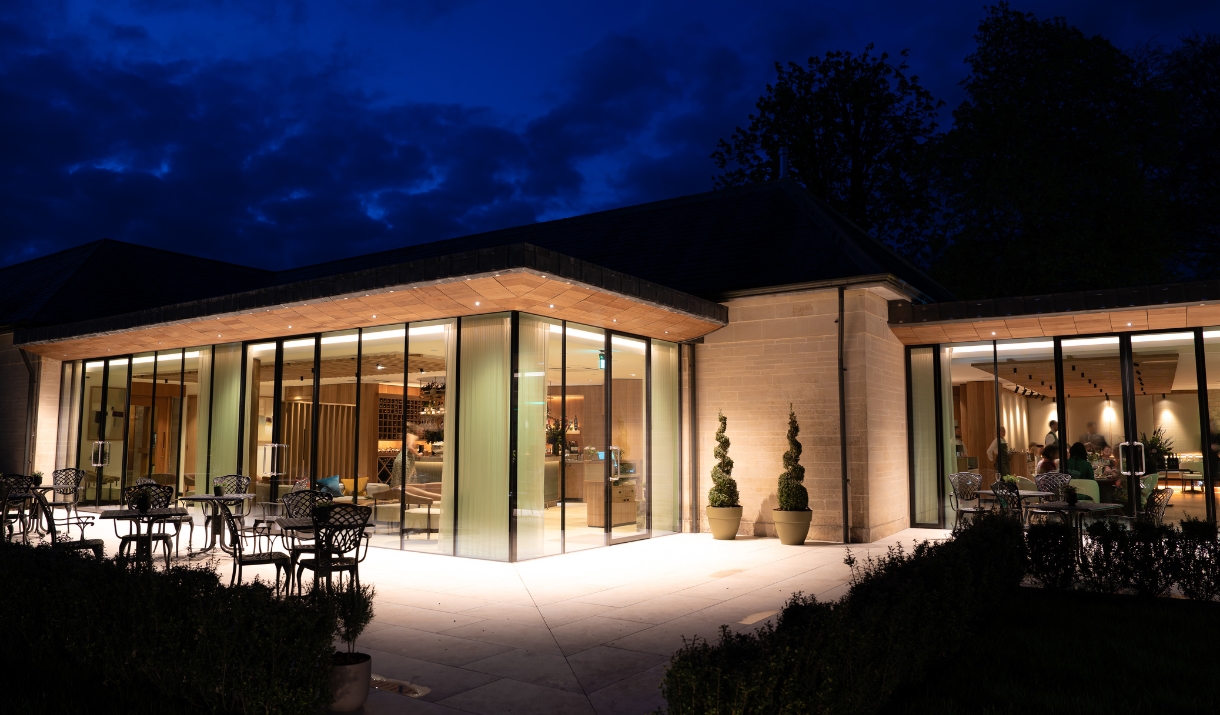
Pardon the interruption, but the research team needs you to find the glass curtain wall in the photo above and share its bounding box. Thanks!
[1060,337,1129,509]
[651,340,680,536]
[456,313,511,560]
[58,313,683,559]
[610,335,648,541]
[992,339,1060,485]
[563,323,607,551]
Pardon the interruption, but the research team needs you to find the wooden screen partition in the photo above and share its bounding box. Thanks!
[316,402,357,479]
[281,401,313,484]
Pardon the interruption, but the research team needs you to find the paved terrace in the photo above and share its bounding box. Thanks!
[66,522,948,715]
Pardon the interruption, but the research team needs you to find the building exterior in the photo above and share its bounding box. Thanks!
[7,179,1216,559]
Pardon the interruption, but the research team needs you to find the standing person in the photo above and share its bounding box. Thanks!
[1044,420,1058,448]
[954,425,966,456]
[1038,444,1060,474]
[987,426,1010,476]
[1079,421,1108,453]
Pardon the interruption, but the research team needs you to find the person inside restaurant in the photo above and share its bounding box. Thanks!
[1037,444,1060,474]
[986,425,1009,476]
[1079,421,1108,453]
[1063,442,1095,481]
[1044,420,1058,448]
[1096,445,1118,477]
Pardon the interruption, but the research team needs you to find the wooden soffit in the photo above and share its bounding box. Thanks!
[890,304,1220,347]
[19,268,725,360]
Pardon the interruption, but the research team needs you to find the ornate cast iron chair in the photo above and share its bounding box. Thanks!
[948,472,987,531]
[31,489,104,558]
[218,503,290,593]
[0,475,35,542]
[116,484,175,565]
[213,474,253,521]
[295,503,371,594]
[990,480,1024,522]
[48,468,87,522]
[1029,472,1073,524]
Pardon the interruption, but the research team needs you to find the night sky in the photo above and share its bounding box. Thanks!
[4,1,1218,270]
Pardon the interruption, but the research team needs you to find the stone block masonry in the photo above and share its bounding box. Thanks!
[694,288,909,543]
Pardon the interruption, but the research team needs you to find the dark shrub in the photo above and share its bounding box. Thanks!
[1124,521,1178,598]
[659,512,1025,715]
[1026,520,1077,589]
[1175,517,1220,601]
[0,542,334,714]
[1079,519,1128,594]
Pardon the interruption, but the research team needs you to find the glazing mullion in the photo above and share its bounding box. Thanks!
[1193,328,1216,524]
[310,337,321,487]
[120,356,133,497]
[399,326,410,548]
[174,349,185,494]
[645,338,653,534]
[451,317,463,554]
[603,330,612,541]
[270,341,284,501]
[148,352,159,479]
[560,321,566,553]
[508,312,520,562]
[353,329,363,506]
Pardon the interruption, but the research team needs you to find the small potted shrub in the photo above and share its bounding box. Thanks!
[327,580,376,712]
[706,411,742,540]
[773,406,812,545]
[1064,484,1078,506]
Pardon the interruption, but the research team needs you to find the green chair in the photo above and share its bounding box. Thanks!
[1069,479,1100,503]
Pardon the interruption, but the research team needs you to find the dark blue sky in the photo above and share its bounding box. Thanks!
[3,1,1217,270]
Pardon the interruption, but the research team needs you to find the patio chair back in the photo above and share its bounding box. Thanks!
[1036,472,1072,501]
[213,474,251,495]
[0,474,34,496]
[281,489,333,518]
[291,478,310,493]
[949,472,982,504]
[1143,487,1174,526]
[135,477,157,486]
[122,483,174,510]
[50,468,86,496]
[990,480,1023,519]
[311,503,371,557]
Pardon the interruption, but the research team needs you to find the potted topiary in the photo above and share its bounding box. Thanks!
[328,580,376,712]
[772,406,812,545]
[706,411,742,540]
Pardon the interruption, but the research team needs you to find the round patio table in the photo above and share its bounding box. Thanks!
[99,507,189,568]
[178,494,255,554]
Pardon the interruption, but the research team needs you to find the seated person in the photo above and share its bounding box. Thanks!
[1095,445,1118,477]
[1063,442,1095,481]
[1037,444,1060,475]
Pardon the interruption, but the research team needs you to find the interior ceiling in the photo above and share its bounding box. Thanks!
[23,269,722,360]
[972,354,1179,398]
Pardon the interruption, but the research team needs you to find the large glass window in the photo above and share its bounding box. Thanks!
[456,314,510,560]
[1130,332,1207,521]
[515,313,563,560]
[181,347,210,496]
[651,340,680,536]
[909,347,940,526]
[610,335,648,541]
[208,343,243,481]
[317,330,360,499]
[100,357,130,505]
[125,352,157,483]
[279,338,317,495]
[358,324,407,539]
[77,360,105,503]
[986,338,1061,486]
[55,360,82,471]
[564,323,607,551]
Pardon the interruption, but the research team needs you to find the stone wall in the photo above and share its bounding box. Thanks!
[692,288,909,543]
[34,356,62,476]
[0,332,36,475]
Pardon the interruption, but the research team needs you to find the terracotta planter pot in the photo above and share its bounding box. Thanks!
[707,506,743,540]
[329,652,372,712]
[773,509,812,545]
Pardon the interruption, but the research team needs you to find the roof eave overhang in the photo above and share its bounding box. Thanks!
[17,243,727,359]
[718,273,928,302]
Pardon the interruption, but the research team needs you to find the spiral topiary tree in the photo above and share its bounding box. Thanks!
[777,405,808,511]
[707,411,739,508]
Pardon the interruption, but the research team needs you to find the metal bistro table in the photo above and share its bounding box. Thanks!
[976,489,1054,521]
[1028,501,1124,548]
[178,494,256,554]
[99,507,188,568]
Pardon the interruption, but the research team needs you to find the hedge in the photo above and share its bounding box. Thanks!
[658,513,1026,715]
[0,542,335,714]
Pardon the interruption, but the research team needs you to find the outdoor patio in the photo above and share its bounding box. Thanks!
[66,519,947,715]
